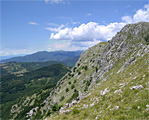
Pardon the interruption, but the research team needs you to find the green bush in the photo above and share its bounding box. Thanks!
[66,88,69,93]
[68,82,71,85]
[83,80,86,84]
[71,90,79,100]
[71,84,75,89]
[60,96,65,101]
[68,72,71,76]
[51,103,62,112]
[71,74,74,77]
[96,66,98,73]
[84,66,88,70]
[47,110,52,116]
[86,80,91,86]
[78,71,81,75]
[84,86,88,91]
[74,89,77,92]
[73,80,77,83]
[73,67,77,72]
[67,90,79,103]
[145,34,149,44]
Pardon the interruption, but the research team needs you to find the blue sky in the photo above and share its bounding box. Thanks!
[1,0,149,56]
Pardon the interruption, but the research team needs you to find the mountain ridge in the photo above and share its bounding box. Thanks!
[1,50,83,63]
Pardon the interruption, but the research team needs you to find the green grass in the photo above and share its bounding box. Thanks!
[47,44,149,120]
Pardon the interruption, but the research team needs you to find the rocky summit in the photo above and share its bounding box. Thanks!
[8,22,149,120]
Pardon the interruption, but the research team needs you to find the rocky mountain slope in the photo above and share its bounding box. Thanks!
[46,22,149,120]
[6,22,149,120]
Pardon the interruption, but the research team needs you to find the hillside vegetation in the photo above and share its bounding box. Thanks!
[0,64,70,119]
[0,61,61,76]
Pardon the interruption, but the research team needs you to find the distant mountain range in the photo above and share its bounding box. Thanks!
[0,51,83,63]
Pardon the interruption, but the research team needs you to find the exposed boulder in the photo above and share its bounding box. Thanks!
[130,85,144,90]
[100,88,110,95]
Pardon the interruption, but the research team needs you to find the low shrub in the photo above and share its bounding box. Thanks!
[60,96,65,101]
[71,84,75,89]
[78,71,81,75]
[84,66,88,70]
[68,82,71,85]
[84,86,88,91]
[66,88,69,93]
[73,80,77,83]
[145,34,149,44]
[67,90,79,103]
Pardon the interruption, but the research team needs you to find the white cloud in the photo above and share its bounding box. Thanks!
[49,22,126,50]
[28,22,39,25]
[87,13,92,16]
[45,24,65,32]
[121,16,132,23]
[47,23,59,26]
[50,22,126,42]
[45,0,64,4]
[122,4,149,23]
[71,21,80,25]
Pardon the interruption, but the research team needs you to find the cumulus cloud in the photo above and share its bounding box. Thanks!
[28,22,39,25]
[48,4,149,51]
[50,22,126,41]
[122,4,149,23]
[121,16,132,23]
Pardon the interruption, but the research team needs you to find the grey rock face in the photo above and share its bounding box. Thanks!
[130,85,144,90]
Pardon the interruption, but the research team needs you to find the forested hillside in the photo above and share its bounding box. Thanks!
[0,64,70,119]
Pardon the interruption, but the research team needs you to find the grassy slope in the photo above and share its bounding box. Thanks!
[49,49,149,120]
[50,42,108,105]
[46,22,149,120]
